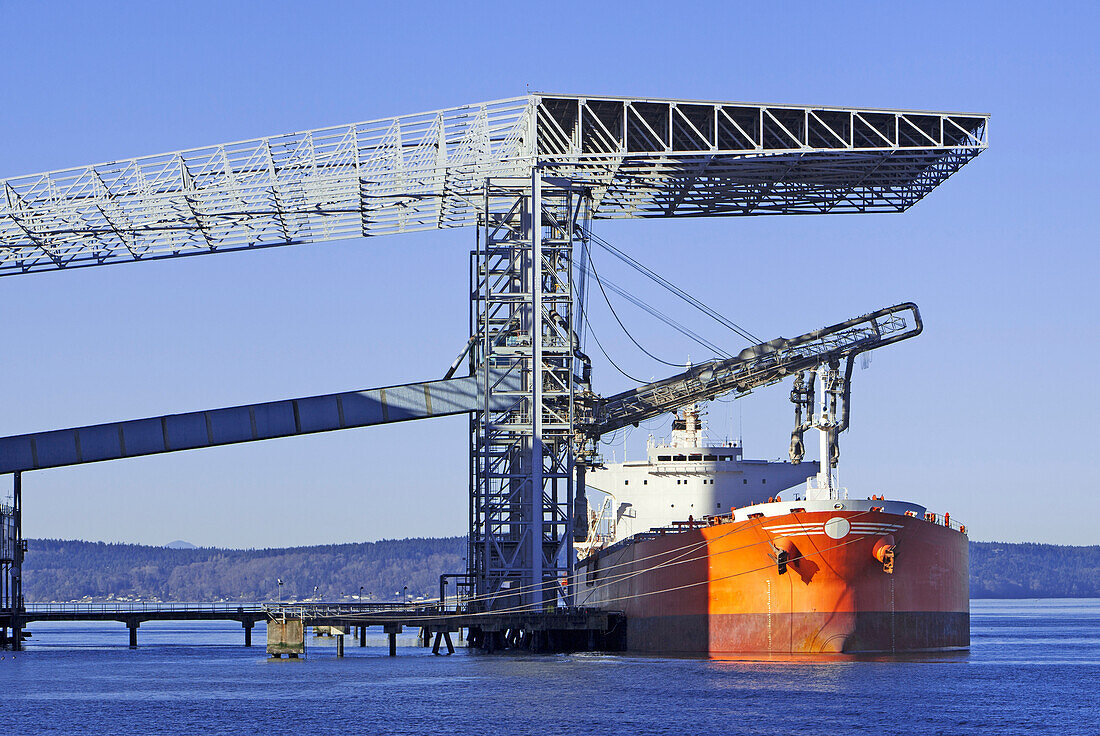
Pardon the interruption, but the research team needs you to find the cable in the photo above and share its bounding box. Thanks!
[575,261,732,359]
[578,292,648,384]
[580,235,690,368]
[329,508,889,624]
[582,226,763,345]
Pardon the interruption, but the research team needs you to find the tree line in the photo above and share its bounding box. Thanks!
[24,537,464,602]
[19,538,1100,602]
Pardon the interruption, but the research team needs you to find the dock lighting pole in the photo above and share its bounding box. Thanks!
[360,586,364,604]
[403,586,408,605]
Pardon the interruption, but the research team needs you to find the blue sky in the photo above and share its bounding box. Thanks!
[0,1,1096,547]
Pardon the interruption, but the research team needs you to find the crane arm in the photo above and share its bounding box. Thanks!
[582,302,921,439]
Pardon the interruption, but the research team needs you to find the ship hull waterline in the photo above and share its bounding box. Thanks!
[576,508,969,655]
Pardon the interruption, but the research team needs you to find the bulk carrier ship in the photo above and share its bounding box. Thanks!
[575,399,969,655]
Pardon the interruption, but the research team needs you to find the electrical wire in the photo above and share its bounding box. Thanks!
[581,226,763,345]
[578,289,648,384]
[580,235,690,368]
[575,261,732,359]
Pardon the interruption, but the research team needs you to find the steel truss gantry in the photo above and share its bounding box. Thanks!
[470,175,588,609]
[0,95,987,277]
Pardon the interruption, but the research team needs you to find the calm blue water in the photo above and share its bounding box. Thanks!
[4,600,1099,735]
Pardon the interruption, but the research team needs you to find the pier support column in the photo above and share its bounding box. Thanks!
[359,626,366,647]
[243,621,254,647]
[127,620,139,648]
[444,631,455,655]
[336,634,344,658]
[383,623,401,656]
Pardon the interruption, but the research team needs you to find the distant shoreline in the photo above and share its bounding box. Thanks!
[20,538,1100,602]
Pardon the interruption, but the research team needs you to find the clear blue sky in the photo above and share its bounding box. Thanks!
[0,1,1096,547]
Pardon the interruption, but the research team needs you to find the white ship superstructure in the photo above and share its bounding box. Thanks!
[583,404,815,547]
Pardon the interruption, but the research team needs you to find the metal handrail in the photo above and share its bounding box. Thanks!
[263,602,446,619]
[923,513,968,534]
[22,601,434,615]
[24,601,269,614]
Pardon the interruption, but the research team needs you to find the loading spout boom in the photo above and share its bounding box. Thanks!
[582,302,922,439]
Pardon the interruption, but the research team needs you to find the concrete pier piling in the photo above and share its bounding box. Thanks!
[384,623,402,656]
[267,618,305,658]
[431,630,455,655]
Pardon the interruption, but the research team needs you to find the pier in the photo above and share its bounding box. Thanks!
[10,601,624,655]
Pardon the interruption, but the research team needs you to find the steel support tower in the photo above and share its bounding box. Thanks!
[470,175,588,609]
[1,473,23,650]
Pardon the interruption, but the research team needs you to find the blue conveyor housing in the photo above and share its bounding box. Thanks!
[0,371,521,474]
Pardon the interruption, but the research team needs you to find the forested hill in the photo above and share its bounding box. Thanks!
[24,537,464,603]
[20,538,1100,602]
[969,542,1100,598]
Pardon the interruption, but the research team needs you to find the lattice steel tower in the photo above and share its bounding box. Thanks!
[469,177,591,609]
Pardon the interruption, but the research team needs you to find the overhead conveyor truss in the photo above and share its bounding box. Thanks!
[0,95,987,276]
[0,373,521,475]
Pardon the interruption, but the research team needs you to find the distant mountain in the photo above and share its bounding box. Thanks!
[165,540,197,550]
[18,538,1100,603]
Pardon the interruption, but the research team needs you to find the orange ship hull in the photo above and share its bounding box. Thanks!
[577,508,969,654]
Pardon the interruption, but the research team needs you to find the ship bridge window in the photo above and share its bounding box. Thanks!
[624,480,628,485]
[658,455,671,462]
[643,480,648,485]
[743,479,748,484]
[674,455,686,461]
[762,479,767,484]
[689,454,702,461]
[704,455,716,461]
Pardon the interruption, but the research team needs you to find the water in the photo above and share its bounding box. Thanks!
[4,600,1099,735]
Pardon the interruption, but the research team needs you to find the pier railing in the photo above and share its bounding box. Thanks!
[23,601,438,616]
[25,602,268,615]
[263,602,446,619]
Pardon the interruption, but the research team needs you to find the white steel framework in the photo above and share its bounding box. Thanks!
[0,95,987,276]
